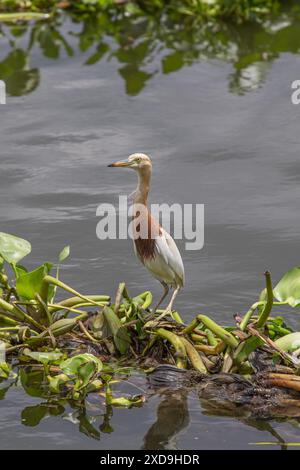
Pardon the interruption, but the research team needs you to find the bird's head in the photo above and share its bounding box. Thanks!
[108,153,152,172]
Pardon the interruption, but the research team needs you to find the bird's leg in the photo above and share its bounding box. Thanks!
[155,286,180,322]
[153,281,169,312]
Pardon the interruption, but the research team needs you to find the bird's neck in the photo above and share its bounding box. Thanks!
[134,167,151,206]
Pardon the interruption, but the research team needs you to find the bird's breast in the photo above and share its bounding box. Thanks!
[134,237,156,262]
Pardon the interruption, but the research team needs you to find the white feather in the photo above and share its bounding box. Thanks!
[134,228,184,288]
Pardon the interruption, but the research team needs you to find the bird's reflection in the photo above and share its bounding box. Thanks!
[143,391,190,450]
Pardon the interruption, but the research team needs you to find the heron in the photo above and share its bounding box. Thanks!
[108,153,184,320]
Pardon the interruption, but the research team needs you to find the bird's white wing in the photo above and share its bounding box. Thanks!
[143,229,185,287]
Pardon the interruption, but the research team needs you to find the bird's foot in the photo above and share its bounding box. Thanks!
[155,309,172,322]
[143,309,172,329]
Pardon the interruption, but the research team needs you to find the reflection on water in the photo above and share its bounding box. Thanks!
[142,389,291,451]
[2,370,299,450]
[1,4,300,97]
[143,391,189,450]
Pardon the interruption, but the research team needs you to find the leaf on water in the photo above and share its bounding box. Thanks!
[16,262,52,300]
[86,379,103,393]
[274,267,300,307]
[75,361,98,391]
[250,442,300,446]
[58,245,70,263]
[105,385,145,407]
[60,353,102,376]
[0,232,31,265]
[23,349,63,365]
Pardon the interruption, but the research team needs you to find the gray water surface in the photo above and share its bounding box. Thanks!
[1,12,300,448]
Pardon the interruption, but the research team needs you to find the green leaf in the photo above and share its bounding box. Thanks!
[14,265,28,279]
[47,373,70,393]
[105,385,144,407]
[23,349,63,366]
[0,232,31,265]
[75,361,98,390]
[275,332,300,352]
[274,267,300,307]
[103,306,131,354]
[60,353,102,376]
[86,379,103,393]
[16,262,52,301]
[132,291,152,309]
[0,362,11,380]
[58,245,70,263]
[108,395,145,407]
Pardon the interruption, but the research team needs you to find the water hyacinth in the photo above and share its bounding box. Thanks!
[1,232,300,412]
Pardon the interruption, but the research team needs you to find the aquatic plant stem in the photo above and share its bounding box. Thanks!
[0,312,19,326]
[43,276,109,309]
[49,304,88,316]
[48,295,110,313]
[114,283,126,316]
[194,341,226,355]
[181,318,199,335]
[154,328,187,368]
[197,315,239,348]
[78,321,98,342]
[256,271,273,328]
[0,298,44,330]
[181,337,207,373]
[240,300,287,331]
[171,311,184,324]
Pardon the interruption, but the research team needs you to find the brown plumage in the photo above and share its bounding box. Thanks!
[133,212,162,262]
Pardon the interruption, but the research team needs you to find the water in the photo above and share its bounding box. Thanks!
[1,7,300,448]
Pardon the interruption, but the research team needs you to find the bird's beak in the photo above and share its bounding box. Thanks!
[108,161,131,168]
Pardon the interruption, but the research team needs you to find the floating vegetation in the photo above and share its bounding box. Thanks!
[1,231,300,419]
